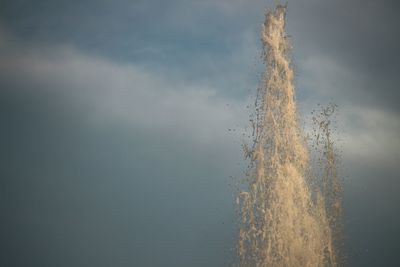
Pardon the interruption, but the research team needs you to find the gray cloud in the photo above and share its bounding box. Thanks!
[287,0,400,112]
[0,28,249,266]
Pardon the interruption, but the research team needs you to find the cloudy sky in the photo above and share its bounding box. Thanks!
[1,0,399,266]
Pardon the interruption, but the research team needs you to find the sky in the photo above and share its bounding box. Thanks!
[0,0,399,266]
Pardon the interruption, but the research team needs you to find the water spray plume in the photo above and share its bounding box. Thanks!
[237,5,342,267]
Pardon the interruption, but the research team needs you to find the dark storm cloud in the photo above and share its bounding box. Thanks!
[0,79,241,266]
[0,26,246,266]
[0,89,238,266]
[295,0,400,70]
[287,0,400,111]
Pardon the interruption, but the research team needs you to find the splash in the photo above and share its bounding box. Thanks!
[237,5,342,267]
